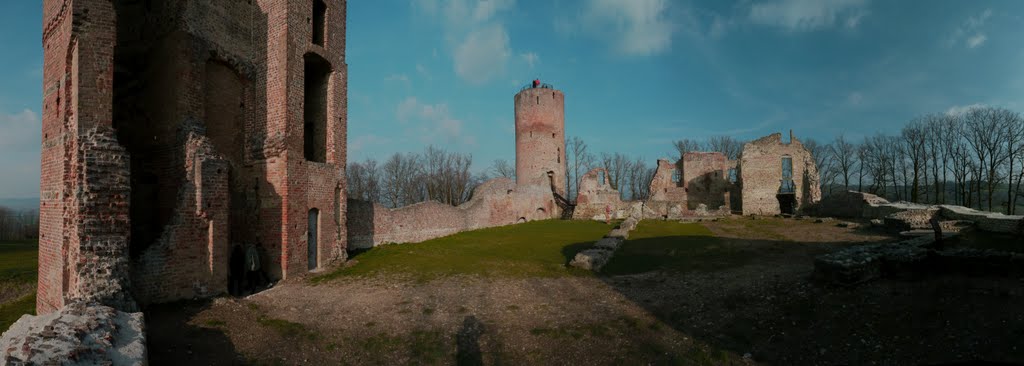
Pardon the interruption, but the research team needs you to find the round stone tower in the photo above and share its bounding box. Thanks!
[514,82,566,197]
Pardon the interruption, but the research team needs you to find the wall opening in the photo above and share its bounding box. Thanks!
[304,53,331,163]
[780,156,794,193]
[671,168,681,184]
[312,0,327,46]
[557,148,560,163]
[308,208,320,271]
[599,171,606,186]
[727,168,737,184]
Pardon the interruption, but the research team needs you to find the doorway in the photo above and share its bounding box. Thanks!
[308,209,319,271]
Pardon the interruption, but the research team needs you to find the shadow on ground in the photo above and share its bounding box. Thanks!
[591,219,1024,365]
[146,300,246,366]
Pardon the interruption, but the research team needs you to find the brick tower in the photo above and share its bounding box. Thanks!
[514,82,567,197]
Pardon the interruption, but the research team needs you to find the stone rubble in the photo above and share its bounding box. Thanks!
[0,303,147,365]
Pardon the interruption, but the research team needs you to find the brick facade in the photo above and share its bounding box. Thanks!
[39,0,348,313]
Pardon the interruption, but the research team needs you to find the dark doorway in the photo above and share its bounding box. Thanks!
[777,194,796,214]
[308,209,319,271]
[303,53,331,163]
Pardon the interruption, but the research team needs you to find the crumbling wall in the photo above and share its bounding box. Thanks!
[40,0,349,311]
[572,168,625,220]
[648,159,687,203]
[347,179,556,248]
[738,132,821,215]
[682,152,731,210]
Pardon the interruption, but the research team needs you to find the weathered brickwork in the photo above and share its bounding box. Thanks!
[680,152,732,211]
[515,86,566,197]
[738,132,821,216]
[573,168,626,220]
[347,179,557,248]
[39,0,348,312]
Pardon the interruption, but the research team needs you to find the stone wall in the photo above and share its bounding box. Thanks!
[809,191,1024,234]
[681,152,731,210]
[347,179,557,248]
[648,159,686,203]
[738,132,821,215]
[572,168,627,220]
[40,0,349,311]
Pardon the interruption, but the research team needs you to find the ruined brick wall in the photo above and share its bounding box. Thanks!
[572,168,626,220]
[515,87,566,197]
[681,152,731,210]
[347,179,556,248]
[40,0,348,310]
[39,0,137,314]
[738,132,821,216]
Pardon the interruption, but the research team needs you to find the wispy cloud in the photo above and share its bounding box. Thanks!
[748,0,868,31]
[846,91,864,106]
[948,8,992,49]
[350,134,394,153]
[559,0,677,56]
[945,103,987,116]
[412,0,517,85]
[520,52,539,69]
[395,97,474,145]
[384,73,411,89]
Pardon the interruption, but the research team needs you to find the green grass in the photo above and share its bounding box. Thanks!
[0,240,38,332]
[602,221,753,275]
[313,220,613,283]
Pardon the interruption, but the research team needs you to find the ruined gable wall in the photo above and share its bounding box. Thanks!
[648,159,687,203]
[682,152,731,210]
[347,179,556,248]
[739,132,821,215]
[572,168,626,220]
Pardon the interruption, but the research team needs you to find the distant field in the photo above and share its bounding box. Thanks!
[0,240,37,332]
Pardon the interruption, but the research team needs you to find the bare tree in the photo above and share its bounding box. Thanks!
[830,134,857,190]
[422,146,475,206]
[0,206,39,241]
[961,107,1012,211]
[672,138,702,157]
[489,159,515,180]
[901,118,928,202]
[600,152,631,192]
[566,136,595,202]
[381,152,424,208]
[704,136,744,160]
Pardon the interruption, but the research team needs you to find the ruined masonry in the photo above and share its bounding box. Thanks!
[39,0,348,312]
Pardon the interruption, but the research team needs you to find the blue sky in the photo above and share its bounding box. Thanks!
[1,0,1023,199]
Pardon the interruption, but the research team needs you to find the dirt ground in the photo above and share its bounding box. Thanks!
[146,217,1024,365]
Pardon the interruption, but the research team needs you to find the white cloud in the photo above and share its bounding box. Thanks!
[454,24,511,85]
[966,34,987,49]
[384,73,411,89]
[748,0,868,31]
[413,0,518,85]
[576,0,676,56]
[394,97,472,144]
[945,103,986,116]
[948,9,992,49]
[520,52,539,69]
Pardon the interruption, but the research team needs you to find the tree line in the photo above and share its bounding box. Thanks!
[347,146,481,208]
[0,206,38,241]
[810,106,1024,214]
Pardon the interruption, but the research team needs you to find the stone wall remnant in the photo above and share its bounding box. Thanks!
[0,303,147,365]
[738,131,821,216]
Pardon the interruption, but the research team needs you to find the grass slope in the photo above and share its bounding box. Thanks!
[0,240,38,332]
[315,220,614,283]
[603,221,753,276]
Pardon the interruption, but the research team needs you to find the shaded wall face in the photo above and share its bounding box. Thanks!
[739,133,821,215]
[514,88,566,196]
[682,152,730,210]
